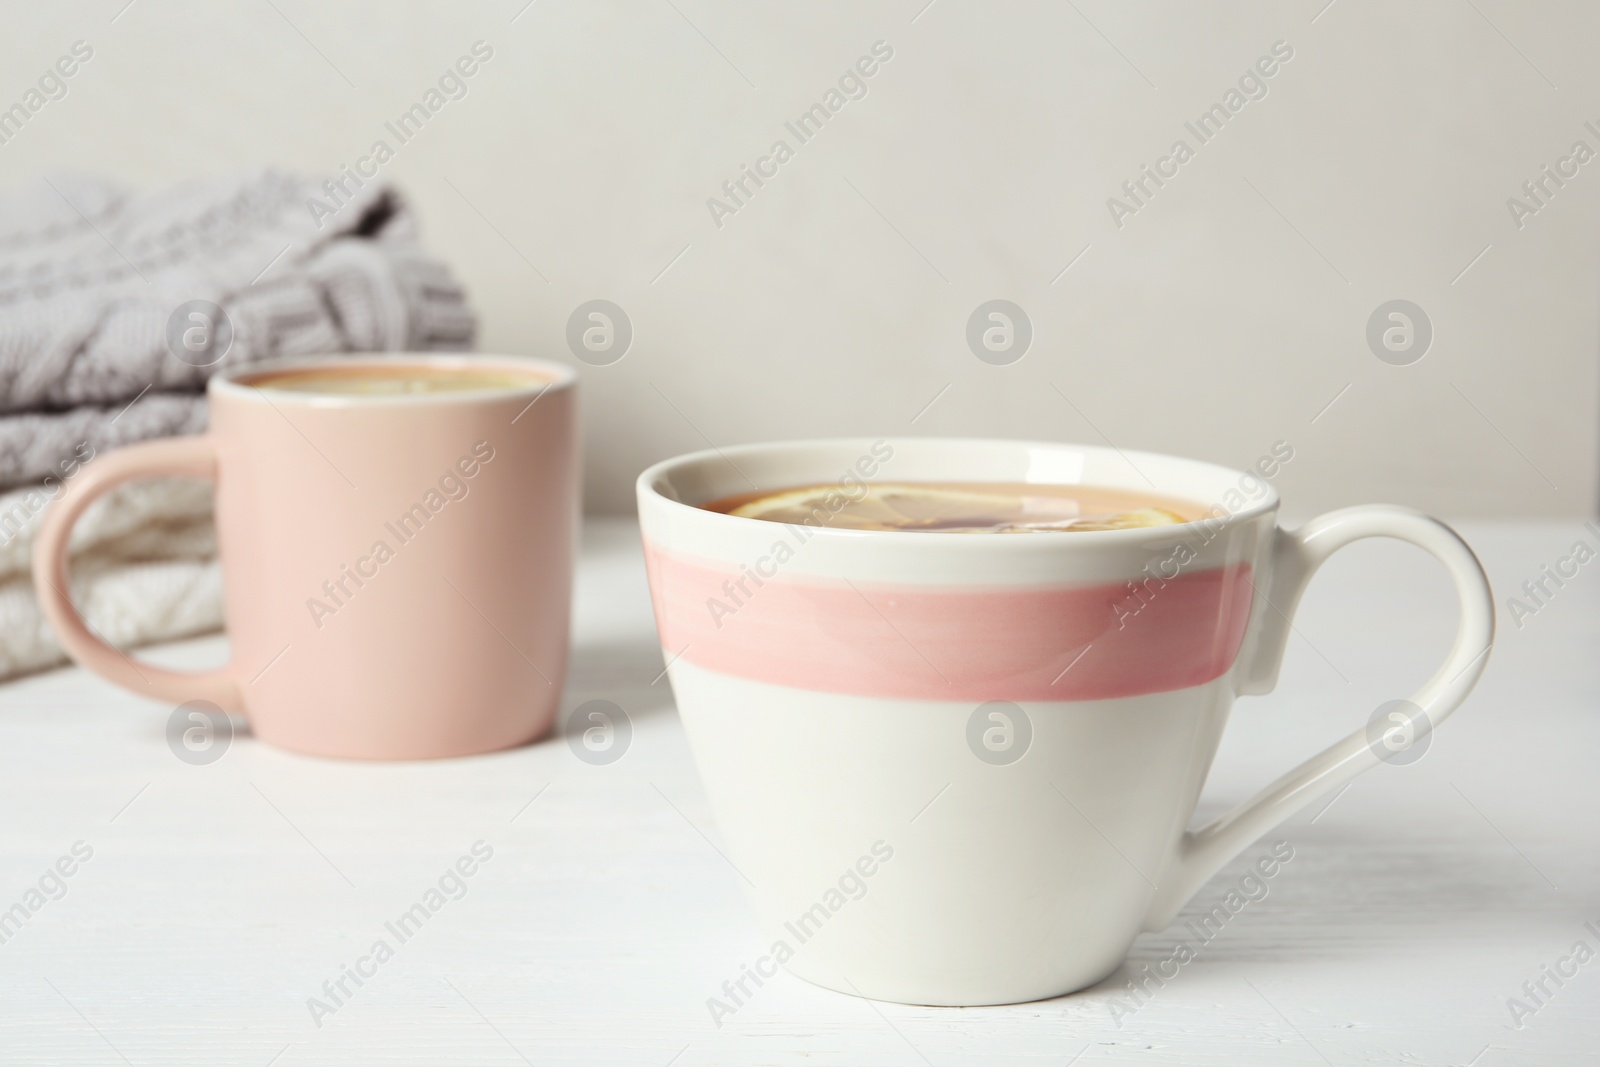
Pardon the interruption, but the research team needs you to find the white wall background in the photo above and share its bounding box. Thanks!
[4,0,1595,517]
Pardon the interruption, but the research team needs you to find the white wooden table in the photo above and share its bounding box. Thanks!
[0,518,1594,1066]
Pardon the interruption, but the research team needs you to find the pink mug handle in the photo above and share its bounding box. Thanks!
[32,434,241,712]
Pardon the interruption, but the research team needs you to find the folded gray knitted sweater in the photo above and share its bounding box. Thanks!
[0,170,474,487]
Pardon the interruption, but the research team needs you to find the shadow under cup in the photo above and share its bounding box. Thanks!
[32,354,579,760]
[637,438,1284,1006]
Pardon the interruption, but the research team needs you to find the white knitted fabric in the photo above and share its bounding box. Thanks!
[0,477,219,680]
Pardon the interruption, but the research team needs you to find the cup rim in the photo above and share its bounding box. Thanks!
[209,352,576,407]
[637,436,1282,542]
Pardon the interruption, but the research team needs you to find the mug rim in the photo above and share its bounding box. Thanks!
[209,352,576,408]
[637,436,1282,542]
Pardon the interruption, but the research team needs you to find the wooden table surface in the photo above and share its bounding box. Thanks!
[0,518,1594,1066]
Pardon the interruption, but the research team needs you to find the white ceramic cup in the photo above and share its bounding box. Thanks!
[637,438,1494,1007]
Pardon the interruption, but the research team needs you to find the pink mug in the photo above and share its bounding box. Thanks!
[33,353,578,760]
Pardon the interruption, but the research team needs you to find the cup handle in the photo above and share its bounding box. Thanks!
[1142,505,1494,930]
[31,434,241,712]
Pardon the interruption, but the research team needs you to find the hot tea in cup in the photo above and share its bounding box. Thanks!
[702,481,1199,533]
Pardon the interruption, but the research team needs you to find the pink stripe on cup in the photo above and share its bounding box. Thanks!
[644,543,1255,702]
